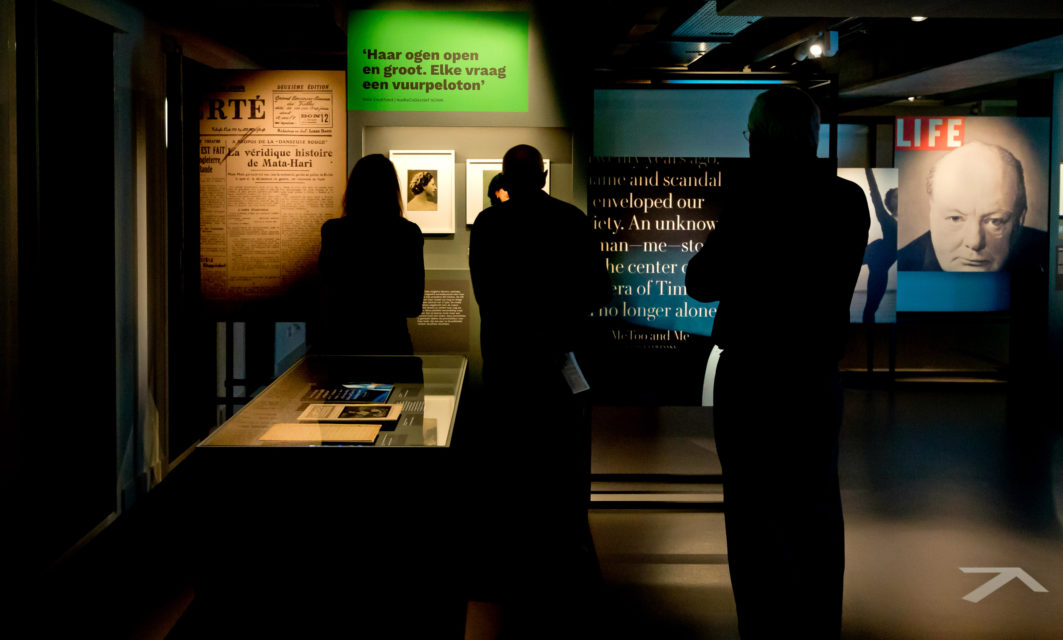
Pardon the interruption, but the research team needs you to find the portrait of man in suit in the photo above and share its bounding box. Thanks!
[898,140,1047,274]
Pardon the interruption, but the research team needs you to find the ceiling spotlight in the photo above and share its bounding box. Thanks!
[911,16,927,22]
[802,31,838,60]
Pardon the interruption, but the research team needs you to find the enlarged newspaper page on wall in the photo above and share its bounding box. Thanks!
[200,70,346,316]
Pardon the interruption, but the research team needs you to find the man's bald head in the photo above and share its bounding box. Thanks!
[502,144,547,196]
[927,141,1026,217]
[925,141,1027,271]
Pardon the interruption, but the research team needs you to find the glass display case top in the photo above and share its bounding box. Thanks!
[199,354,466,449]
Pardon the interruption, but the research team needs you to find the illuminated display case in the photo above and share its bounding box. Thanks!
[191,354,468,635]
[199,354,466,448]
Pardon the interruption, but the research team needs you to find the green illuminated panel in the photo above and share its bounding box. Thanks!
[348,10,528,112]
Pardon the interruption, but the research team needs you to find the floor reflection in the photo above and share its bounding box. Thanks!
[590,382,1063,639]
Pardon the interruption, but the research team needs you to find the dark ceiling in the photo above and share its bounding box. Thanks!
[140,1,1063,115]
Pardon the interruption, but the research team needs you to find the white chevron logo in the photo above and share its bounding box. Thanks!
[959,567,1048,603]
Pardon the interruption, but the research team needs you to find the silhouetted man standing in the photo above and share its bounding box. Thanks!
[471,144,610,385]
[686,88,869,638]
[468,144,611,636]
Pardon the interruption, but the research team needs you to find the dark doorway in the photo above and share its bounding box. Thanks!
[16,0,117,573]
[165,49,219,464]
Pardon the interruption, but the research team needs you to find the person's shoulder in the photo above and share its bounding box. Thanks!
[542,191,582,211]
[830,175,870,217]
[480,193,586,221]
[831,174,869,201]
[321,216,352,240]
[471,204,516,248]
[396,216,424,239]
[396,216,421,231]
[826,175,871,233]
[533,193,588,223]
[471,203,503,230]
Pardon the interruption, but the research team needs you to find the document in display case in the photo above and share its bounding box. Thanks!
[302,383,394,403]
[259,423,381,443]
[298,403,402,422]
[198,354,466,448]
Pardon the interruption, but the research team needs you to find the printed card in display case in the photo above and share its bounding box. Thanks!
[298,403,402,422]
[259,423,382,443]
[302,383,394,403]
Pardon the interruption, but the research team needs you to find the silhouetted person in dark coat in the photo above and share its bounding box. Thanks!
[319,154,424,355]
[685,88,869,639]
[471,145,610,382]
[468,144,611,637]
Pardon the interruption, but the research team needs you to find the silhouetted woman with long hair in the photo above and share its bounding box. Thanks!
[319,154,424,354]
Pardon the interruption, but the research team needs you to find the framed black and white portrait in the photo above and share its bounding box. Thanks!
[390,150,456,234]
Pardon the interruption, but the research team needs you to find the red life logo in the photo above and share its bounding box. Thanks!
[895,117,965,150]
